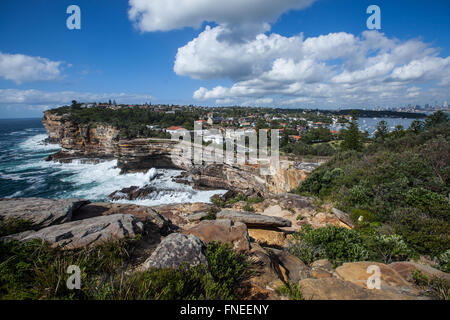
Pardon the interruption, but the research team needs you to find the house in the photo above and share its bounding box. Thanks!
[166,126,187,134]
[289,135,301,142]
[207,116,223,125]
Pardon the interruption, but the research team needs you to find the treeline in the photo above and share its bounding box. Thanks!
[48,105,204,139]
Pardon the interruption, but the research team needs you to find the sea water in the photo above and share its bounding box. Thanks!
[0,118,226,205]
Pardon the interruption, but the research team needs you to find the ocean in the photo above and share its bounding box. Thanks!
[0,118,226,205]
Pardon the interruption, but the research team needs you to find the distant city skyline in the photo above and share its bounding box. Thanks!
[1,0,450,118]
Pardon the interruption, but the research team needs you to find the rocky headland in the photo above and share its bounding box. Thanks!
[42,111,319,195]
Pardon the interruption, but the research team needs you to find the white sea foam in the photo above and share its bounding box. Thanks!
[5,133,226,205]
[18,134,60,152]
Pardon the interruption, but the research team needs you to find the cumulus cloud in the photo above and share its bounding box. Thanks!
[181,28,450,107]
[127,0,449,107]
[128,0,316,33]
[0,52,64,84]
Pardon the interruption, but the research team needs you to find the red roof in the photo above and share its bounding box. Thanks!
[167,126,186,131]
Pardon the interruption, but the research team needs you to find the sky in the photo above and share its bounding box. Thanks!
[0,0,450,118]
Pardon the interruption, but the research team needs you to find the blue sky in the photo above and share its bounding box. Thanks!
[0,0,450,118]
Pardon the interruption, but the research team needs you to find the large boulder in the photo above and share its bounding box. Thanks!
[183,219,250,251]
[248,229,287,248]
[216,209,292,228]
[389,261,450,282]
[0,198,89,230]
[245,243,286,299]
[299,278,420,300]
[269,249,311,283]
[141,233,207,270]
[335,262,420,297]
[1,214,144,250]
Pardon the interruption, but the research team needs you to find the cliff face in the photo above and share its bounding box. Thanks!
[43,112,119,159]
[42,111,314,194]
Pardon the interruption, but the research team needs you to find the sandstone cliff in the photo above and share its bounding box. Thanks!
[42,111,316,194]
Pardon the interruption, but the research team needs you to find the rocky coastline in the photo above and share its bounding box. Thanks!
[42,111,319,195]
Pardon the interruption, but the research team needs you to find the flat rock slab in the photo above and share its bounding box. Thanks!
[217,209,292,228]
[184,219,250,251]
[389,261,450,282]
[142,233,207,270]
[0,198,89,230]
[1,214,144,250]
[73,202,170,233]
[299,278,421,300]
[335,262,421,298]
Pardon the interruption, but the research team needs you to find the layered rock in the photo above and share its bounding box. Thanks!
[0,198,89,230]
[216,209,292,228]
[2,214,144,250]
[183,219,250,251]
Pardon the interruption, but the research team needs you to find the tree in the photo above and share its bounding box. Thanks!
[341,110,363,151]
[374,120,389,141]
[409,119,425,133]
[425,111,449,128]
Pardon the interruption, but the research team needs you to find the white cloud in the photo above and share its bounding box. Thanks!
[128,0,316,33]
[0,52,64,84]
[183,28,450,107]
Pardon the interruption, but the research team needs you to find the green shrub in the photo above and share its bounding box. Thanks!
[391,208,450,257]
[247,196,264,204]
[243,204,255,212]
[0,239,251,300]
[349,209,376,224]
[365,234,412,263]
[277,283,303,300]
[288,225,369,266]
[405,187,450,219]
[437,250,450,273]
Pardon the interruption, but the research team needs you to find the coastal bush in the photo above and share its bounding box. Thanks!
[288,225,369,266]
[0,239,133,299]
[276,283,303,300]
[391,208,449,257]
[296,112,449,258]
[437,250,450,273]
[97,242,252,300]
[0,239,252,300]
[365,233,412,264]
